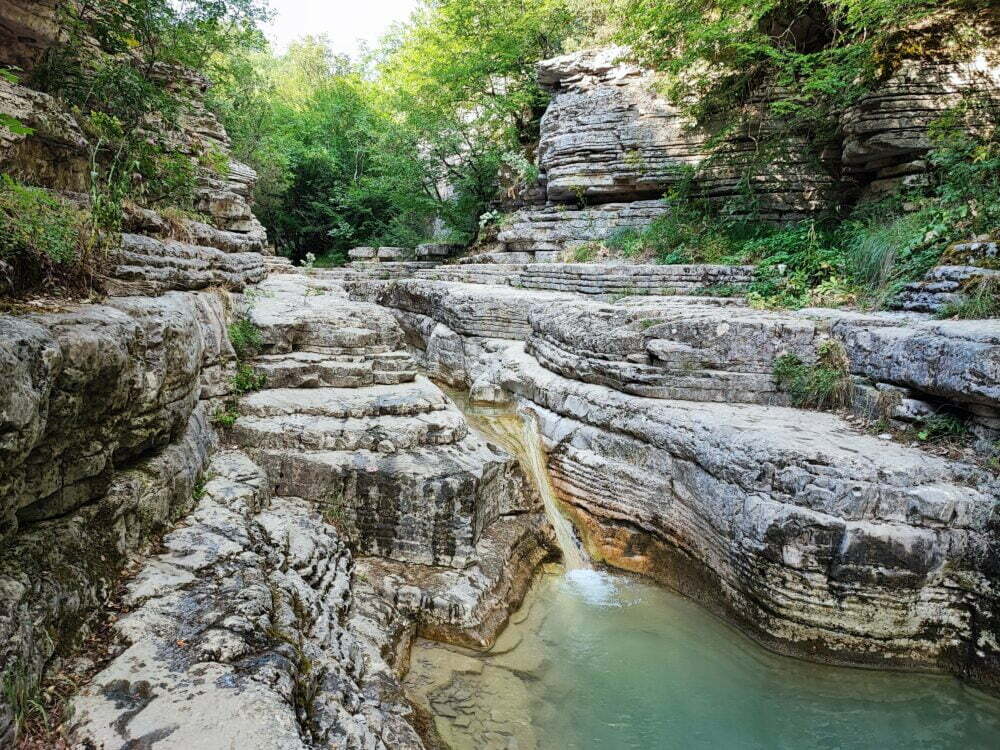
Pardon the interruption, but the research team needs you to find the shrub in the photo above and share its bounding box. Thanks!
[212,407,239,428]
[1,664,47,741]
[228,318,263,359]
[231,363,267,395]
[916,414,968,443]
[0,177,102,296]
[936,276,1000,320]
[773,340,851,410]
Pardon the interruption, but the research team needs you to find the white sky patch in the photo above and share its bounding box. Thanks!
[263,0,422,56]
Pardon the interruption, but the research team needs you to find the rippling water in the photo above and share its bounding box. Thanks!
[405,567,1000,750]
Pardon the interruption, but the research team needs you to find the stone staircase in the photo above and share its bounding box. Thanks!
[231,274,554,644]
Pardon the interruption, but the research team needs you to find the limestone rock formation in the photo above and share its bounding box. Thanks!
[0,292,234,536]
[71,450,425,750]
[234,274,554,647]
[0,78,90,192]
[842,58,1000,196]
[362,274,1000,691]
[496,344,1000,679]
[488,200,673,262]
[534,47,837,222]
[0,0,65,72]
[105,233,267,295]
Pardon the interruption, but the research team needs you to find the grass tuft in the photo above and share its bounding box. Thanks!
[773,340,851,411]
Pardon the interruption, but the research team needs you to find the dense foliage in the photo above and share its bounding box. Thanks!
[211,40,437,261]
[2,0,997,315]
[0,177,97,294]
[212,0,597,259]
[33,0,270,227]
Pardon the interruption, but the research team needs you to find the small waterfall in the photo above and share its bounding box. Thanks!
[453,394,588,570]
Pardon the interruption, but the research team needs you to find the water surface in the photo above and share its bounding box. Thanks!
[405,567,1000,750]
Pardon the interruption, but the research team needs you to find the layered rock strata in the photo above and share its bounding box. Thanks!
[484,200,672,262]
[356,275,1000,691]
[534,47,837,221]
[419,262,755,297]
[71,451,424,749]
[234,274,555,647]
[842,58,1000,195]
[0,292,233,737]
[495,345,1000,683]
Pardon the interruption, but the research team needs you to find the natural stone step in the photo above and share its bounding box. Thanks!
[108,233,267,296]
[70,450,423,749]
[254,436,535,567]
[239,378,449,420]
[252,351,416,389]
[416,262,754,297]
[231,409,469,452]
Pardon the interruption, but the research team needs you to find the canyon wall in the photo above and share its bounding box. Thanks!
[354,276,1000,692]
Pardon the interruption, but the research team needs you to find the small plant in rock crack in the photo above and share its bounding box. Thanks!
[192,473,212,501]
[305,287,325,297]
[211,406,239,428]
[228,318,263,360]
[266,589,327,744]
[231,364,267,395]
[2,663,49,741]
[322,490,348,527]
[916,413,969,444]
[773,340,851,411]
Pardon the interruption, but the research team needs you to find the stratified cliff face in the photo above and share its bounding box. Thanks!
[536,47,837,219]
[471,40,1000,266]
[353,275,1000,693]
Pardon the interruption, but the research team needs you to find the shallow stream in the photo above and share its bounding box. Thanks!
[408,391,1000,749]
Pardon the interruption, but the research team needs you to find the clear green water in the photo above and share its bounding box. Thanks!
[405,568,1000,750]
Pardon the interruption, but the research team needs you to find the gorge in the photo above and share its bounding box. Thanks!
[2,1,1000,749]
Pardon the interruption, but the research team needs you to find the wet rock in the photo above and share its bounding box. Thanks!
[0,406,217,726]
[495,344,1000,682]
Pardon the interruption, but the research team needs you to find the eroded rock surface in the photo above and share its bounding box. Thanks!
[0,292,234,535]
[71,450,424,750]
[535,47,837,221]
[362,274,1000,692]
[234,274,555,647]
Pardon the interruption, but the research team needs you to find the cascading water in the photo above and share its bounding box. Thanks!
[459,399,587,570]
[407,388,1000,750]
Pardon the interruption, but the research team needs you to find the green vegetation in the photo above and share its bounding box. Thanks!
[1,664,48,741]
[231,363,267,395]
[0,177,101,295]
[3,0,996,308]
[33,0,269,225]
[773,340,851,410]
[228,317,263,360]
[211,407,240,428]
[916,414,968,444]
[936,276,1000,320]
